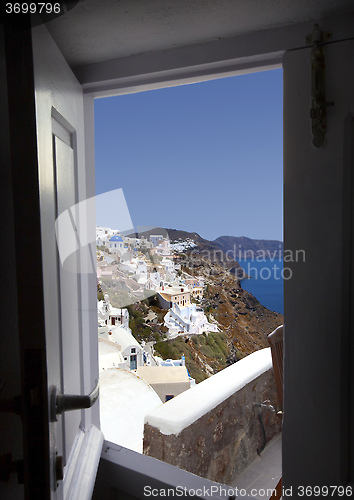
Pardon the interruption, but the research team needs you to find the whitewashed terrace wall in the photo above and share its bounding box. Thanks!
[143,348,281,485]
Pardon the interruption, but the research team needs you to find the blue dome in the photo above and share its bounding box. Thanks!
[110,235,123,242]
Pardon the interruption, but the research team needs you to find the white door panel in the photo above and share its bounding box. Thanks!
[32,24,102,499]
[53,134,82,461]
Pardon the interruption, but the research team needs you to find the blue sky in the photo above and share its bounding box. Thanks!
[94,68,283,242]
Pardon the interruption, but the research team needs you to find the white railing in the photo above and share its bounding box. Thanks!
[145,348,272,435]
[143,348,281,485]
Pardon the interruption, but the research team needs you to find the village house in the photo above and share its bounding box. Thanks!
[157,286,191,309]
[124,236,139,249]
[97,300,130,329]
[156,285,216,337]
[182,276,204,300]
[190,286,204,300]
[184,276,204,287]
[160,256,175,273]
[139,236,153,249]
[119,255,147,276]
[96,226,122,247]
[144,278,156,291]
[108,325,144,371]
[150,270,162,284]
[97,298,110,325]
[164,302,218,337]
[153,264,165,280]
[136,366,191,403]
[108,307,129,328]
[150,235,164,246]
[136,258,148,277]
[96,226,112,246]
[156,238,171,256]
[158,355,196,387]
[109,234,125,254]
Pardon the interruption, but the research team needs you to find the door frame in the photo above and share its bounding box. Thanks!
[2,17,51,499]
[3,11,354,500]
[80,13,354,496]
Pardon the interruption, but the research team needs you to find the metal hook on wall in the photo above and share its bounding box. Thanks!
[305,24,334,148]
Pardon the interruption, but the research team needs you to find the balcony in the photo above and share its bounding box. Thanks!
[143,347,282,486]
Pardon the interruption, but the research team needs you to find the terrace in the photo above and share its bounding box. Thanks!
[143,342,282,488]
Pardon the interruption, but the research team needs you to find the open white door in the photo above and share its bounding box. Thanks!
[31,24,103,499]
[30,22,227,500]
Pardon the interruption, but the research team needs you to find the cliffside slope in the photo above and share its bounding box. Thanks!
[126,228,283,382]
[153,253,283,382]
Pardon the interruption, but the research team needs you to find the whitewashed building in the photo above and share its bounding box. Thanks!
[96,226,112,246]
[157,286,191,309]
[108,325,144,370]
[108,307,129,328]
[164,302,218,338]
[98,338,126,371]
[144,271,161,291]
[99,368,161,453]
[150,235,164,247]
[156,238,171,256]
[109,235,125,253]
[97,299,110,325]
[97,301,130,329]
[136,366,191,403]
[161,257,175,274]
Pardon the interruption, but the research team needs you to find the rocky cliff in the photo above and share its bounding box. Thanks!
[214,235,283,259]
[151,252,283,382]
[126,227,283,382]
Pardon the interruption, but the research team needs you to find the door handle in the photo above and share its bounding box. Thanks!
[50,382,99,422]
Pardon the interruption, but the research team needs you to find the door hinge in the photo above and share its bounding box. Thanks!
[305,24,334,148]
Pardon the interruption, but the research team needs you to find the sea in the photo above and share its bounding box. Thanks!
[238,258,284,315]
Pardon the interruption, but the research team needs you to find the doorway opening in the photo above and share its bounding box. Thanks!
[94,69,284,485]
